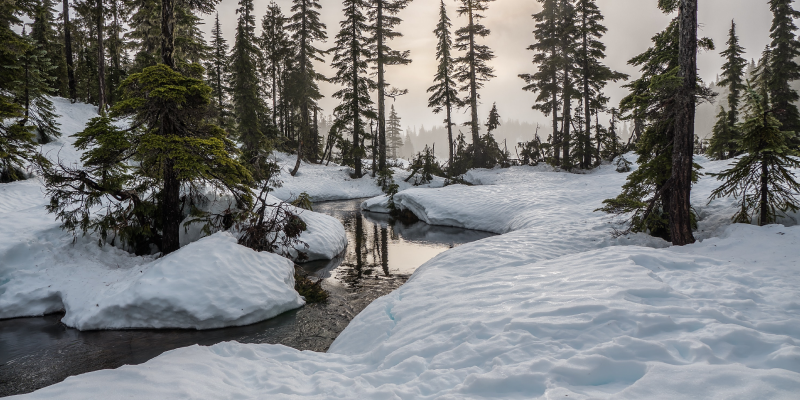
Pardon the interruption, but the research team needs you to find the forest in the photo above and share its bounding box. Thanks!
[1,0,800,398]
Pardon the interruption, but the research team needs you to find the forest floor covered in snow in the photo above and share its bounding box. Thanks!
[0,98,345,331]
[3,98,800,398]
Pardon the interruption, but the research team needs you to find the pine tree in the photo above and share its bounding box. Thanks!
[386,104,403,159]
[485,102,500,134]
[600,6,714,242]
[427,0,461,174]
[0,2,48,182]
[206,13,231,130]
[287,0,327,174]
[329,0,375,178]
[368,0,411,174]
[41,64,252,255]
[767,0,800,133]
[709,86,800,226]
[94,0,106,111]
[575,0,627,169]
[230,0,268,170]
[706,106,734,160]
[260,2,290,129]
[105,0,126,105]
[30,0,68,97]
[520,0,563,166]
[62,0,77,100]
[19,27,61,143]
[719,20,746,134]
[454,0,495,167]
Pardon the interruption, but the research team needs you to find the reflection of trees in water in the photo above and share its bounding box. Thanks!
[339,210,392,288]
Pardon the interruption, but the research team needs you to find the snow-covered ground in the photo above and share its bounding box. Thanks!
[270,152,445,203]
[0,98,345,329]
[11,150,800,398]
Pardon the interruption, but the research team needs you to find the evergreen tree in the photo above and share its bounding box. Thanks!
[557,0,579,169]
[719,20,746,135]
[600,7,714,242]
[19,27,61,143]
[206,13,231,129]
[1,2,48,182]
[427,0,461,174]
[105,0,127,105]
[709,86,800,226]
[485,102,500,134]
[386,104,402,159]
[329,0,375,178]
[368,0,411,174]
[30,0,68,97]
[575,0,626,169]
[230,0,268,170]
[767,0,800,133]
[62,0,77,100]
[520,0,563,166]
[454,0,495,167]
[706,106,734,160]
[260,2,290,129]
[286,0,327,174]
[41,64,252,255]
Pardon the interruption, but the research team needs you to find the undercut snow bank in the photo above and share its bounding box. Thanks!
[2,232,304,330]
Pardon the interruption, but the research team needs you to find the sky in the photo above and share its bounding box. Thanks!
[202,0,786,131]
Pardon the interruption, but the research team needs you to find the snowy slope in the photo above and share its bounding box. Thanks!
[270,152,446,202]
[12,152,800,398]
[12,224,800,399]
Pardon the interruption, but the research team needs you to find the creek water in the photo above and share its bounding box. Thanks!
[0,198,494,397]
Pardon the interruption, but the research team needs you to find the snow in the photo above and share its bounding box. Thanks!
[270,152,445,203]
[12,153,800,398]
[0,98,345,329]
[0,232,303,330]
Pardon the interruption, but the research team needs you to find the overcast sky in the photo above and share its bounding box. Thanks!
[202,0,787,130]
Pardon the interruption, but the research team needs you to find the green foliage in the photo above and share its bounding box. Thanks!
[767,0,800,133]
[406,145,443,185]
[706,107,735,160]
[709,86,800,226]
[41,64,253,254]
[291,192,314,211]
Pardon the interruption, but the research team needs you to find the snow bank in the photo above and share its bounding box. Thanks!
[15,224,800,399]
[1,232,304,330]
[270,152,445,202]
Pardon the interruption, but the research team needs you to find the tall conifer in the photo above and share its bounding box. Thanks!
[767,0,800,133]
[427,0,460,173]
[206,13,230,129]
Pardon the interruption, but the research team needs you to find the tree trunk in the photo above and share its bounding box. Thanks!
[467,1,481,165]
[161,0,176,69]
[760,158,769,226]
[552,64,560,165]
[561,67,571,169]
[582,4,592,169]
[377,0,387,173]
[669,0,697,246]
[446,95,454,176]
[292,2,309,176]
[96,0,106,112]
[63,0,76,102]
[159,0,180,254]
[351,3,362,178]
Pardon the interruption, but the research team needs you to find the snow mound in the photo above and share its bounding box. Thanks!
[2,232,304,330]
[15,224,800,399]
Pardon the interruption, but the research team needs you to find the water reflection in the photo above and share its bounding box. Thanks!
[302,200,495,285]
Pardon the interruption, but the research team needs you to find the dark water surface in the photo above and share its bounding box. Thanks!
[0,198,494,397]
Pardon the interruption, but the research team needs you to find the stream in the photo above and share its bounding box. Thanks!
[0,198,494,397]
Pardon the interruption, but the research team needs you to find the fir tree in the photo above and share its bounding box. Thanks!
[706,106,734,160]
[41,64,252,255]
[719,20,747,135]
[557,0,579,169]
[368,0,411,174]
[709,86,800,226]
[329,0,375,178]
[767,0,800,133]
[454,0,495,167]
[206,13,231,129]
[62,0,77,100]
[260,2,290,129]
[230,0,268,170]
[575,0,627,169]
[19,27,61,143]
[427,0,461,174]
[386,104,402,159]
[287,0,327,174]
[30,0,68,97]
[520,0,563,166]
[485,102,500,134]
